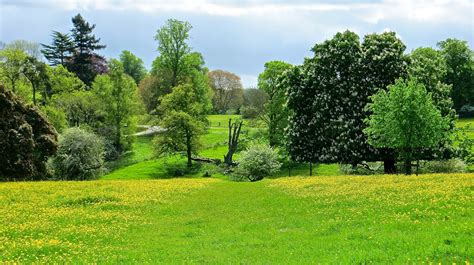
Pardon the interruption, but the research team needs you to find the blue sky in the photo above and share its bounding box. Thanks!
[0,0,473,87]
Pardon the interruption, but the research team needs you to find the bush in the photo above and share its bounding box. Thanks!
[339,162,385,175]
[423,159,467,173]
[235,143,281,181]
[52,127,105,180]
[458,105,474,118]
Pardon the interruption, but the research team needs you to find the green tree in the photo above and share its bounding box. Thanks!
[409,47,456,157]
[154,84,207,167]
[0,85,58,180]
[46,64,85,96]
[6,40,42,60]
[69,13,106,85]
[153,19,192,88]
[437,38,474,110]
[258,60,292,147]
[119,50,147,85]
[364,79,447,175]
[22,56,49,105]
[0,48,28,91]
[92,59,140,153]
[41,31,75,66]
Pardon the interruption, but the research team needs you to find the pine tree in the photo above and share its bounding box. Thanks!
[68,13,106,85]
[41,31,74,66]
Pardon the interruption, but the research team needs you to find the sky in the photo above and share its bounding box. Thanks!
[0,0,473,87]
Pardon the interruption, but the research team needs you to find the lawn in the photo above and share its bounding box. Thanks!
[1,174,472,263]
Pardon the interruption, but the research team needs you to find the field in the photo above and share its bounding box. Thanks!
[1,174,473,263]
[1,116,473,262]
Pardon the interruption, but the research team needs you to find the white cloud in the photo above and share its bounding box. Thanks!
[6,0,471,25]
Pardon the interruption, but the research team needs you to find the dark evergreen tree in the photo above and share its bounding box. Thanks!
[41,31,74,66]
[68,13,106,85]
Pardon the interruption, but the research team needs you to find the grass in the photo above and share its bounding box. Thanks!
[1,174,472,263]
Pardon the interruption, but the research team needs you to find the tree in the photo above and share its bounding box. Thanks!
[0,85,58,180]
[119,50,147,85]
[0,48,28,91]
[52,127,104,180]
[224,118,243,166]
[208,70,244,113]
[438,38,474,110]
[258,61,292,147]
[6,40,42,60]
[241,88,268,118]
[92,59,140,153]
[46,64,85,96]
[22,56,49,105]
[68,13,106,85]
[364,79,447,175]
[153,19,192,88]
[41,31,75,66]
[154,84,207,167]
[138,75,164,113]
[361,31,409,173]
[409,47,456,158]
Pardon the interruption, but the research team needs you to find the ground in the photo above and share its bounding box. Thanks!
[1,116,473,262]
[1,174,472,263]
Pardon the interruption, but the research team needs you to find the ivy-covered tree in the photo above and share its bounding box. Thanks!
[437,38,474,111]
[364,79,447,175]
[258,60,292,147]
[68,13,106,85]
[41,31,75,66]
[0,85,58,180]
[119,50,147,85]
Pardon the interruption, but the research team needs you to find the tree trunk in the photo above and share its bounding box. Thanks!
[403,158,412,175]
[383,158,396,174]
[32,83,36,105]
[309,162,313,176]
[224,119,243,166]
[186,129,192,167]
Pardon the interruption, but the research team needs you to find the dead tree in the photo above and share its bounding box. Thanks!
[224,118,243,166]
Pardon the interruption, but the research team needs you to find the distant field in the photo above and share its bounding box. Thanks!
[1,174,472,263]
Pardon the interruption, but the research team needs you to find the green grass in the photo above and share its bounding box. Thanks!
[1,174,473,263]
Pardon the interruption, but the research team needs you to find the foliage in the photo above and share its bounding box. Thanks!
[22,56,49,105]
[154,84,206,167]
[438,38,474,110]
[46,64,85,95]
[240,105,260,119]
[258,60,292,147]
[423,159,467,173]
[242,88,268,117]
[41,105,68,133]
[138,75,165,113]
[364,79,448,174]
[0,85,58,180]
[41,31,75,66]
[0,48,28,91]
[51,127,104,180]
[92,59,140,154]
[5,40,42,60]
[236,143,281,181]
[119,50,147,84]
[68,13,107,85]
[208,69,244,113]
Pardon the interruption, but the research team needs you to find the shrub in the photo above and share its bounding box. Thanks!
[423,159,467,173]
[52,127,105,180]
[458,105,474,118]
[236,143,281,181]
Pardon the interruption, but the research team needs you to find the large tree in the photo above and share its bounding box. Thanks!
[258,60,292,147]
[153,19,192,89]
[438,38,474,111]
[22,56,49,105]
[68,13,106,85]
[92,59,140,153]
[0,85,58,180]
[364,79,447,175]
[119,50,147,85]
[41,31,75,66]
[208,69,244,113]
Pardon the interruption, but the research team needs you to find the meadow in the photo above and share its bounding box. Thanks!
[1,174,472,263]
[1,116,473,263]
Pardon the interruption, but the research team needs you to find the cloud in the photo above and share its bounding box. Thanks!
[3,0,472,24]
